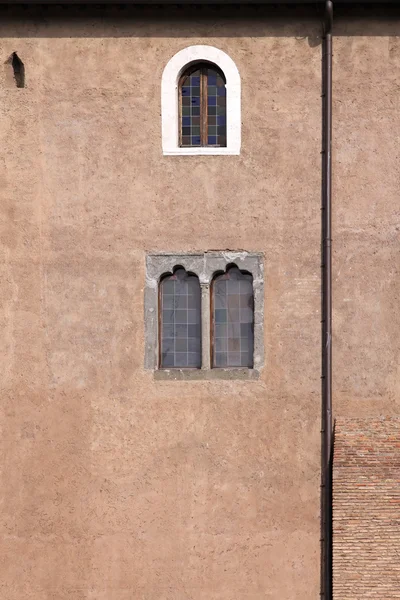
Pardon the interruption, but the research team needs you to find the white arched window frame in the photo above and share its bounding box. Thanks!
[161,45,241,156]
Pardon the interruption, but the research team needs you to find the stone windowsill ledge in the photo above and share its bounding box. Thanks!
[154,368,260,381]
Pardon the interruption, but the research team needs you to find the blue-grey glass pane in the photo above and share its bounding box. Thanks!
[162,295,175,309]
[175,353,188,367]
[188,324,201,338]
[240,307,253,323]
[215,337,227,352]
[162,309,175,323]
[162,353,175,368]
[175,324,188,338]
[162,338,174,352]
[212,267,254,368]
[215,309,227,323]
[188,309,199,324]
[206,68,226,147]
[175,339,188,352]
[188,352,199,366]
[227,352,241,366]
[175,310,188,324]
[214,292,225,309]
[240,323,253,338]
[162,324,174,338]
[228,279,240,293]
[163,280,175,294]
[188,294,199,308]
[228,338,240,352]
[160,269,201,368]
[228,309,240,323]
[215,353,227,367]
[215,324,227,338]
[227,323,241,338]
[180,69,202,148]
[188,338,201,352]
[181,66,226,148]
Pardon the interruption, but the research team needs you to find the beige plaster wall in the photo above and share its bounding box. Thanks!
[0,5,397,599]
[334,11,400,418]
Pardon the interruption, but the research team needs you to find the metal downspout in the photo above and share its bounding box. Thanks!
[321,1,333,599]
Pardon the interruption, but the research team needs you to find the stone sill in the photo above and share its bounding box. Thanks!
[154,368,259,381]
[163,148,240,156]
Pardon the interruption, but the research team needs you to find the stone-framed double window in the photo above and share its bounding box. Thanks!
[145,252,264,380]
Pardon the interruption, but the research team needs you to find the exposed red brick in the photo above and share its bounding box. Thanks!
[333,418,400,599]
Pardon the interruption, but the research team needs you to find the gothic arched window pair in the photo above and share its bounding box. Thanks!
[159,266,254,369]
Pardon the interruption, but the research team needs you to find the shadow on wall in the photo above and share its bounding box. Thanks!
[0,4,387,45]
[4,51,25,88]
[0,5,321,46]
[0,4,400,42]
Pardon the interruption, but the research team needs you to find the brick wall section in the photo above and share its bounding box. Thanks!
[333,418,400,599]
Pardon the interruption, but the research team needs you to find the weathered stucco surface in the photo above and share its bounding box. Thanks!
[334,9,400,418]
[0,5,398,599]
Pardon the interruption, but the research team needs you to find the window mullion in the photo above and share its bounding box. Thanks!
[201,283,211,369]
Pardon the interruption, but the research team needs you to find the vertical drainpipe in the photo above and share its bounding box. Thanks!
[321,1,333,599]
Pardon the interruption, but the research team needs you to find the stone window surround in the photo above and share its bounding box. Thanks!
[161,45,241,156]
[145,252,264,380]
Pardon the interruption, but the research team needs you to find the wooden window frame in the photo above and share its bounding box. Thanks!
[178,62,226,148]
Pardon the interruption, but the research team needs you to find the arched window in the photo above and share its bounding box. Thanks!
[159,267,201,369]
[179,63,226,148]
[161,45,241,155]
[211,266,254,368]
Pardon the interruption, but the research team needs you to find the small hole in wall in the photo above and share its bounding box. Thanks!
[5,52,25,88]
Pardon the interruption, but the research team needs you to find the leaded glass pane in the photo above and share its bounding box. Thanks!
[160,269,201,368]
[207,68,226,147]
[180,69,201,147]
[212,268,254,368]
[180,64,226,148]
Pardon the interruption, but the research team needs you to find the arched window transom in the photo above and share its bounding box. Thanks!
[159,268,201,369]
[180,63,226,148]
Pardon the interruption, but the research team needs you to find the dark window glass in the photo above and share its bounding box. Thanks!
[160,268,201,368]
[212,267,254,368]
[180,69,202,147]
[180,63,226,148]
[207,68,226,147]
